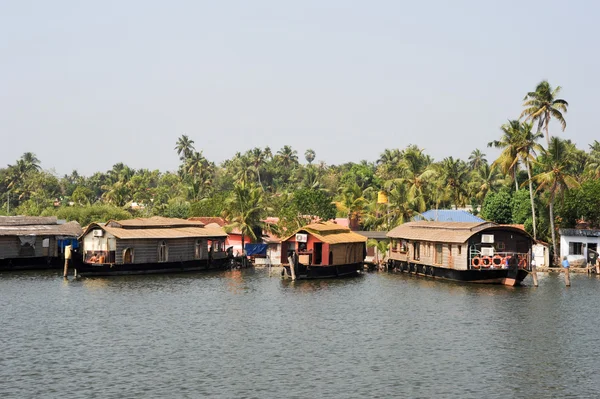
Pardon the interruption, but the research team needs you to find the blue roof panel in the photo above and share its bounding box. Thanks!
[413,210,484,223]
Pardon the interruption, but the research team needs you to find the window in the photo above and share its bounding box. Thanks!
[569,242,583,255]
[458,245,461,255]
[435,244,443,264]
[195,240,202,259]
[413,242,420,260]
[158,241,168,262]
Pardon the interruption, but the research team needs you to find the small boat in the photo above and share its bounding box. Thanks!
[281,222,367,279]
[387,221,532,286]
[74,217,231,276]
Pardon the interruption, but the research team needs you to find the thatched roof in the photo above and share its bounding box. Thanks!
[283,222,367,245]
[0,216,58,226]
[0,220,82,237]
[386,221,496,244]
[107,216,205,229]
[83,216,226,240]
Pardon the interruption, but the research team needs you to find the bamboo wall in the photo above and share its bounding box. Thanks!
[388,239,468,270]
[114,237,207,264]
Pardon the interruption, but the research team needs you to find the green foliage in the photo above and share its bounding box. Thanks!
[511,190,532,224]
[189,192,229,217]
[481,191,512,224]
[557,179,600,228]
[41,204,131,226]
[159,200,191,219]
[292,188,336,221]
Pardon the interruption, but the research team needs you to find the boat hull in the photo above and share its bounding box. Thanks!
[282,262,363,279]
[0,256,62,271]
[73,258,232,277]
[389,260,528,286]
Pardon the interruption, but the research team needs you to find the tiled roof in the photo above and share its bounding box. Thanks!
[109,216,205,228]
[282,222,367,244]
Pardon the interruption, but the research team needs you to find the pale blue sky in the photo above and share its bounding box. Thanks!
[1,0,598,176]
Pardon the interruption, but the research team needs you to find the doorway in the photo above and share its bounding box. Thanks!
[314,243,323,265]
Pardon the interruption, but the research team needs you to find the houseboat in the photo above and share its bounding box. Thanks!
[386,221,532,286]
[0,216,82,271]
[281,222,367,279]
[75,216,230,276]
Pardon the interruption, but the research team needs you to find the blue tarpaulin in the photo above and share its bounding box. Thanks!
[245,244,267,256]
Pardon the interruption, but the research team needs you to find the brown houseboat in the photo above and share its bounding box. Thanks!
[75,216,230,276]
[281,222,367,279]
[387,221,531,286]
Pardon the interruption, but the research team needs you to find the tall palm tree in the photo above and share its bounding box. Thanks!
[305,148,316,165]
[174,135,195,160]
[521,80,568,145]
[488,120,522,191]
[533,137,579,264]
[470,163,504,202]
[334,182,369,230]
[514,122,544,239]
[468,149,487,170]
[249,147,266,190]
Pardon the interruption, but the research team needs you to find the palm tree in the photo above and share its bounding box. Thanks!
[305,148,316,165]
[514,122,544,239]
[367,239,389,265]
[438,157,469,209]
[21,152,41,172]
[521,80,568,145]
[222,182,266,254]
[249,147,266,190]
[174,135,195,160]
[276,145,298,168]
[488,120,522,191]
[470,163,504,202]
[586,140,600,178]
[533,137,579,264]
[468,149,487,170]
[334,182,369,230]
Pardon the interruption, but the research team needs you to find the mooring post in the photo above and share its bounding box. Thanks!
[531,265,538,287]
[287,256,296,281]
[63,245,72,278]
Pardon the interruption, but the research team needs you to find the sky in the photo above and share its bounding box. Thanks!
[1,0,598,176]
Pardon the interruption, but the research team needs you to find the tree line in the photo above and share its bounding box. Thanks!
[2,80,600,263]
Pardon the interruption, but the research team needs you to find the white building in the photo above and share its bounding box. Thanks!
[559,228,600,267]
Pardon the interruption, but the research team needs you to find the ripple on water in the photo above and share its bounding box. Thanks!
[1,270,600,398]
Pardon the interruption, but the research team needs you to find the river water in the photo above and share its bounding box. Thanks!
[1,269,599,398]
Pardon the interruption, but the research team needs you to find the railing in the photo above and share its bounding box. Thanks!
[469,249,530,271]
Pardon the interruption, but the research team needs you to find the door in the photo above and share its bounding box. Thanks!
[314,243,323,265]
[588,243,598,264]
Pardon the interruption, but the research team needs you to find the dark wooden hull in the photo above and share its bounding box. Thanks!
[73,257,232,277]
[0,256,62,271]
[389,260,528,286]
[283,262,363,279]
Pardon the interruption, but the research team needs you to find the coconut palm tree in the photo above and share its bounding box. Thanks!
[276,145,298,168]
[334,182,369,230]
[488,120,522,191]
[533,137,579,264]
[21,152,41,172]
[520,80,568,145]
[438,157,469,209]
[514,122,544,239]
[249,147,266,190]
[305,148,316,165]
[468,149,487,170]
[222,182,266,254]
[586,140,600,178]
[174,135,195,160]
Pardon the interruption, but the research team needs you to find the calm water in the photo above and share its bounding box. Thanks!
[1,269,600,399]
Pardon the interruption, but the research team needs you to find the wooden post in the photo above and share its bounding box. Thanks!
[531,265,538,287]
[564,267,570,287]
[287,256,296,281]
[63,244,72,278]
[596,261,599,275]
